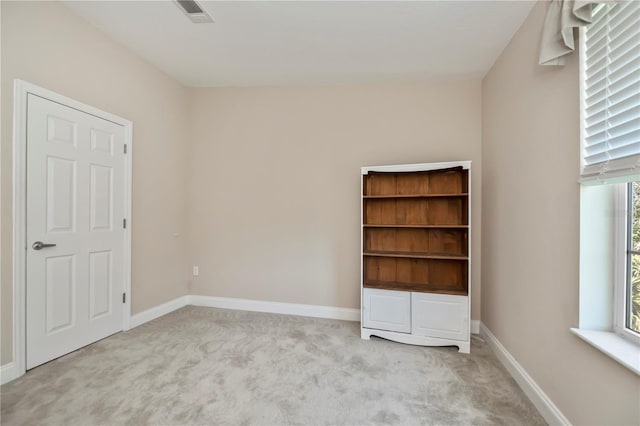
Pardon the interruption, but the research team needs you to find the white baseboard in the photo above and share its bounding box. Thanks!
[124,293,474,333]
[480,322,571,426]
[128,294,360,328]
[471,320,480,334]
[129,295,189,329]
[188,295,361,322]
[0,362,20,385]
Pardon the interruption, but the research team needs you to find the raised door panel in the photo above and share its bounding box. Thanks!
[90,164,113,231]
[47,115,77,147]
[45,255,76,334]
[362,288,410,333]
[411,293,468,341]
[46,157,77,233]
[90,128,114,156]
[89,250,112,319]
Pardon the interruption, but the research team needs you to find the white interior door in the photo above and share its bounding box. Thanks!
[26,94,126,369]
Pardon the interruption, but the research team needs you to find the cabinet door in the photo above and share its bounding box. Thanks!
[362,288,411,333]
[411,293,468,341]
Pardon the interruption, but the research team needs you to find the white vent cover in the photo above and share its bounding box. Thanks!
[174,0,214,23]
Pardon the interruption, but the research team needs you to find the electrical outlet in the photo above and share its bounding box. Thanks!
[193,266,199,276]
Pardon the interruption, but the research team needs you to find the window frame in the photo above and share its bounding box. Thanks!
[614,183,640,344]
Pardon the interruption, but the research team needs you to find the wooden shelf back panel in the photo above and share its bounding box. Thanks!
[364,167,467,197]
[427,169,464,195]
[428,198,465,226]
[364,228,468,256]
[396,172,430,195]
[461,197,469,226]
[461,169,469,193]
[363,257,468,294]
[364,173,399,196]
[364,198,467,226]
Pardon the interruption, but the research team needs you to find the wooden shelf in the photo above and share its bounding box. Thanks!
[363,224,468,229]
[362,168,470,294]
[363,193,468,199]
[363,279,468,296]
[363,250,467,260]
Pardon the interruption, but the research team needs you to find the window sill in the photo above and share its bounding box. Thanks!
[570,328,640,375]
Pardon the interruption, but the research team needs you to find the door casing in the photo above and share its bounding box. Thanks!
[11,80,133,380]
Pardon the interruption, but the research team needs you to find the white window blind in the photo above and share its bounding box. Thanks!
[582,1,640,182]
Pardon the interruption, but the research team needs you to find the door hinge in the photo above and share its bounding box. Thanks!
[123,218,127,229]
[124,144,127,154]
[122,293,126,304]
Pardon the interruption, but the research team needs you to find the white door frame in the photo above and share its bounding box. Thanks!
[11,80,132,380]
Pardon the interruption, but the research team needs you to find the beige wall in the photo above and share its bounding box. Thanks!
[1,1,190,365]
[187,83,482,313]
[481,2,640,425]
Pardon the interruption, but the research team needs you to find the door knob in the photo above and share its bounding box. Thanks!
[32,241,56,250]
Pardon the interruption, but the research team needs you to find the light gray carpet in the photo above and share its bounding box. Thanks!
[1,306,545,425]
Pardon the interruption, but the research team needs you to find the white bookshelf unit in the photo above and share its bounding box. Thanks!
[360,161,471,353]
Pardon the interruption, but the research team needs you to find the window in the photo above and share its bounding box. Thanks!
[583,0,640,338]
[583,1,640,333]
[609,180,640,346]
[625,182,640,336]
[574,1,640,373]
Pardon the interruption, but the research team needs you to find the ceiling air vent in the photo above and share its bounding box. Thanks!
[174,0,214,23]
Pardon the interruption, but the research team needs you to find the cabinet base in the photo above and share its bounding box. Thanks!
[361,328,470,354]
